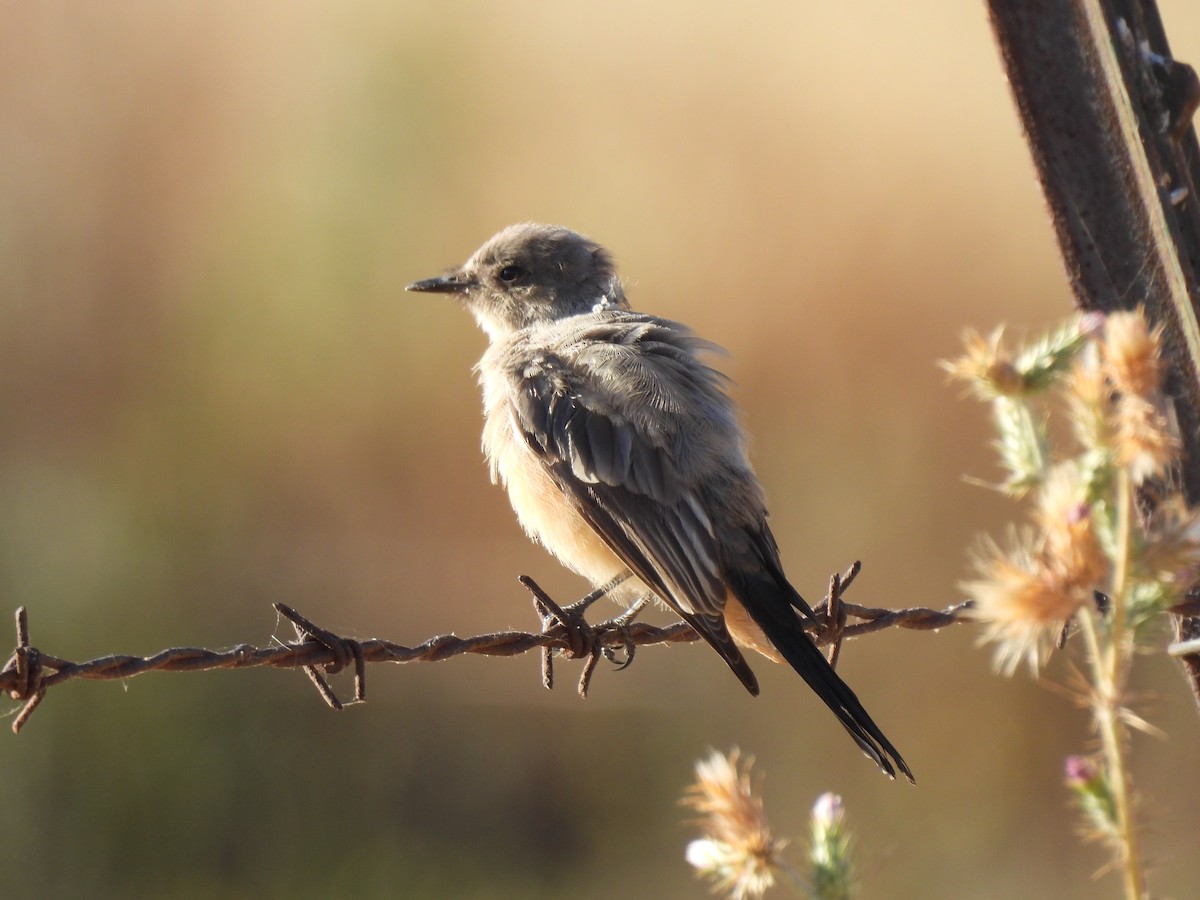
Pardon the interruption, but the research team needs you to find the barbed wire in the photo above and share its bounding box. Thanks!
[0,561,972,734]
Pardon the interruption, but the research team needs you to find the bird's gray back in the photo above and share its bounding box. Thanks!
[481,310,759,504]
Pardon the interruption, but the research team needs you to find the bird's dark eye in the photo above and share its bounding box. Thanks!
[497,264,525,283]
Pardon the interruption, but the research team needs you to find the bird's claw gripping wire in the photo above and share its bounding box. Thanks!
[600,597,649,672]
[522,573,635,697]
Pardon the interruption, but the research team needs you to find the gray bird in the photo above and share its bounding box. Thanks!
[407,223,912,781]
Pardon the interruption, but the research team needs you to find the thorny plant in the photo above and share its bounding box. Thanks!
[683,748,856,900]
[945,309,1200,900]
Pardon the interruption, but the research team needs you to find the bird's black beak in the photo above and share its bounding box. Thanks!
[405,271,472,295]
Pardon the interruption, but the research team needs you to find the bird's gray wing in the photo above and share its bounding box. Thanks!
[512,322,759,693]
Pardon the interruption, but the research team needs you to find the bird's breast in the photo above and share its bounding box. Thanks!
[481,395,627,587]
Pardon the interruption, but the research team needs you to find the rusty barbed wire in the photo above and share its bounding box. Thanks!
[1,563,971,734]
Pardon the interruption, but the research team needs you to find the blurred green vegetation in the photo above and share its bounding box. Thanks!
[2,1,1199,897]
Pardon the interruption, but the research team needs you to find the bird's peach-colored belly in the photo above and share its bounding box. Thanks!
[491,423,782,662]
[493,428,628,587]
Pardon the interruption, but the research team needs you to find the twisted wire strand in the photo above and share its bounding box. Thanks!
[1,567,972,733]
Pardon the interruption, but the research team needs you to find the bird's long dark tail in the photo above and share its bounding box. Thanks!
[727,558,914,783]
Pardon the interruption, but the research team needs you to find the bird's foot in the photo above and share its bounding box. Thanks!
[563,572,632,619]
[599,596,648,672]
[519,574,637,698]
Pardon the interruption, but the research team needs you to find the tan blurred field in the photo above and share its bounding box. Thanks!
[2,2,1199,897]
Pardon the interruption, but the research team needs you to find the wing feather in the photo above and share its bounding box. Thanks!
[510,323,758,692]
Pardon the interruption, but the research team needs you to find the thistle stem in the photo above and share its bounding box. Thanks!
[1077,467,1143,899]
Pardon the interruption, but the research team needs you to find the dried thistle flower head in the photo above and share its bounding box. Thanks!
[966,462,1108,675]
[1036,462,1109,597]
[944,316,1092,402]
[1101,310,1179,483]
[1103,310,1164,401]
[963,529,1085,675]
[942,326,1024,399]
[683,749,785,900]
[1112,394,1178,484]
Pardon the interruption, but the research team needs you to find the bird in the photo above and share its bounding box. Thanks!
[406,223,912,781]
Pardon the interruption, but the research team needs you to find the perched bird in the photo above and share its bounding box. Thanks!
[407,223,912,781]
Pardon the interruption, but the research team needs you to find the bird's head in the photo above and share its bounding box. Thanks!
[406,223,627,338]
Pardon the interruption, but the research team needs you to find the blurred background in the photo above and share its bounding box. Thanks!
[2,2,1199,897]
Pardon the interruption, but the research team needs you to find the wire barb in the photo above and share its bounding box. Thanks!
[274,603,366,710]
[2,608,47,734]
[812,561,859,668]
[0,566,970,732]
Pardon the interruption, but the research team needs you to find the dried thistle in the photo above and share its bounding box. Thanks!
[1102,310,1164,401]
[942,326,1024,400]
[944,320,1094,495]
[951,308,1189,900]
[963,529,1083,675]
[1111,393,1178,484]
[1035,462,1110,598]
[1101,311,1178,484]
[683,749,787,900]
[962,461,1109,675]
[943,316,1092,402]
